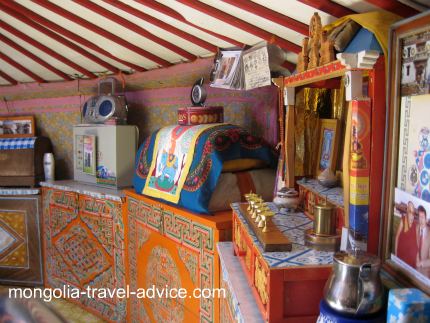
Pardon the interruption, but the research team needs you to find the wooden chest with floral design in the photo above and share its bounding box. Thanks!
[232,202,333,322]
[41,181,126,322]
[125,189,232,323]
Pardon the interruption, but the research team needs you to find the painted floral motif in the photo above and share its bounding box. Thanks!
[136,136,151,180]
[184,127,269,192]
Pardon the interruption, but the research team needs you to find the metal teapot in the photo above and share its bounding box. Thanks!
[323,250,383,315]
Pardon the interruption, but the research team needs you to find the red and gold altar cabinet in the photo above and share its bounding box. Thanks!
[231,202,333,322]
[125,189,232,323]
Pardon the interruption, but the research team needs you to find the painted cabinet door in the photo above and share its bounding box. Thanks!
[127,194,226,323]
[0,195,43,286]
[42,188,126,322]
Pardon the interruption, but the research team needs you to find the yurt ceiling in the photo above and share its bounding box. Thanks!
[0,0,428,86]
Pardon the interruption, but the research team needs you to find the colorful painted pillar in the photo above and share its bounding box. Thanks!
[349,99,372,250]
[337,51,381,252]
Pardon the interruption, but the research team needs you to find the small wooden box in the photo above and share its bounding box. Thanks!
[232,202,332,322]
[0,137,52,187]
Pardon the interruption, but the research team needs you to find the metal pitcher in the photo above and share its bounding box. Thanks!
[323,250,383,315]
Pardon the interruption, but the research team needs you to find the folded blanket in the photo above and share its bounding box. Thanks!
[134,124,277,214]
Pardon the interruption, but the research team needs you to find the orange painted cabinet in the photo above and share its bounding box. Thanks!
[125,189,232,323]
[231,203,332,322]
[42,185,126,322]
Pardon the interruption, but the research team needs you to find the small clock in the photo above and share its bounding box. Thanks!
[191,77,207,106]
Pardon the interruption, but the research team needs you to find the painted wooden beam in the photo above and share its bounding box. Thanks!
[298,0,355,18]
[282,61,296,73]
[177,0,301,53]
[0,70,18,85]
[221,0,309,36]
[31,0,172,67]
[364,0,419,17]
[75,0,197,61]
[0,52,46,83]
[0,19,97,79]
[103,0,218,53]
[0,3,111,77]
[0,34,73,81]
[2,1,144,72]
[137,0,242,47]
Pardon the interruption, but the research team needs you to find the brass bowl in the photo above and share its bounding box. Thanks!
[304,228,340,252]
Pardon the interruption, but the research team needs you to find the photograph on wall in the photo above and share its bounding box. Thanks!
[83,135,96,175]
[392,188,430,287]
[401,28,430,96]
[0,116,35,138]
[397,94,430,202]
[210,49,242,89]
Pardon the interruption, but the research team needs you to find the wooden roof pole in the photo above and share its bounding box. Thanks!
[0,34,73,81]
[297,0,355,18]
[0,52,46,83]
[0,70,18,85]
[75,0,197,61]
[0,3,116,76]
[177,0,301,53]
[136,0,242,47]
[364,0,419,17]
[0,19,97,79]
[103,0,218,53]
[31,0,172,67]
[221,0,309,36]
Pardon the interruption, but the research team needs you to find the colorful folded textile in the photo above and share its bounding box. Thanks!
[134,124,276,214]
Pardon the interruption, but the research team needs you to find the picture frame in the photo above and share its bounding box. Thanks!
[382,11,430,294]
[315,118,340,176]
[0,116,35,138]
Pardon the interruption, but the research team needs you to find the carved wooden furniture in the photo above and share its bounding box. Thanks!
[125,189,232,323]
[297,179,345,229]
[41,181,126,322]
[280,51,386,253]
[297,38,309,73]
[218,242,264,323]
[0,189,43,286]
[0,137,51,187]
[231,203,332,322]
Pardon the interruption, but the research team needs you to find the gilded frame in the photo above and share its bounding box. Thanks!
[315,118,340,176]
[382,11,430,294]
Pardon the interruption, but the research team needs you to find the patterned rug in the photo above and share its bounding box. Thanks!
[0,286,105,323]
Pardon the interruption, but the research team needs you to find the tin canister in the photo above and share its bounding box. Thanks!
[313,202,336,236]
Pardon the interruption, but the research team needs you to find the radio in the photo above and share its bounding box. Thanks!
[82,77,128,124]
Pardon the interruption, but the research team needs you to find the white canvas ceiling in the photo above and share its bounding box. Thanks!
[0,0,427,85]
